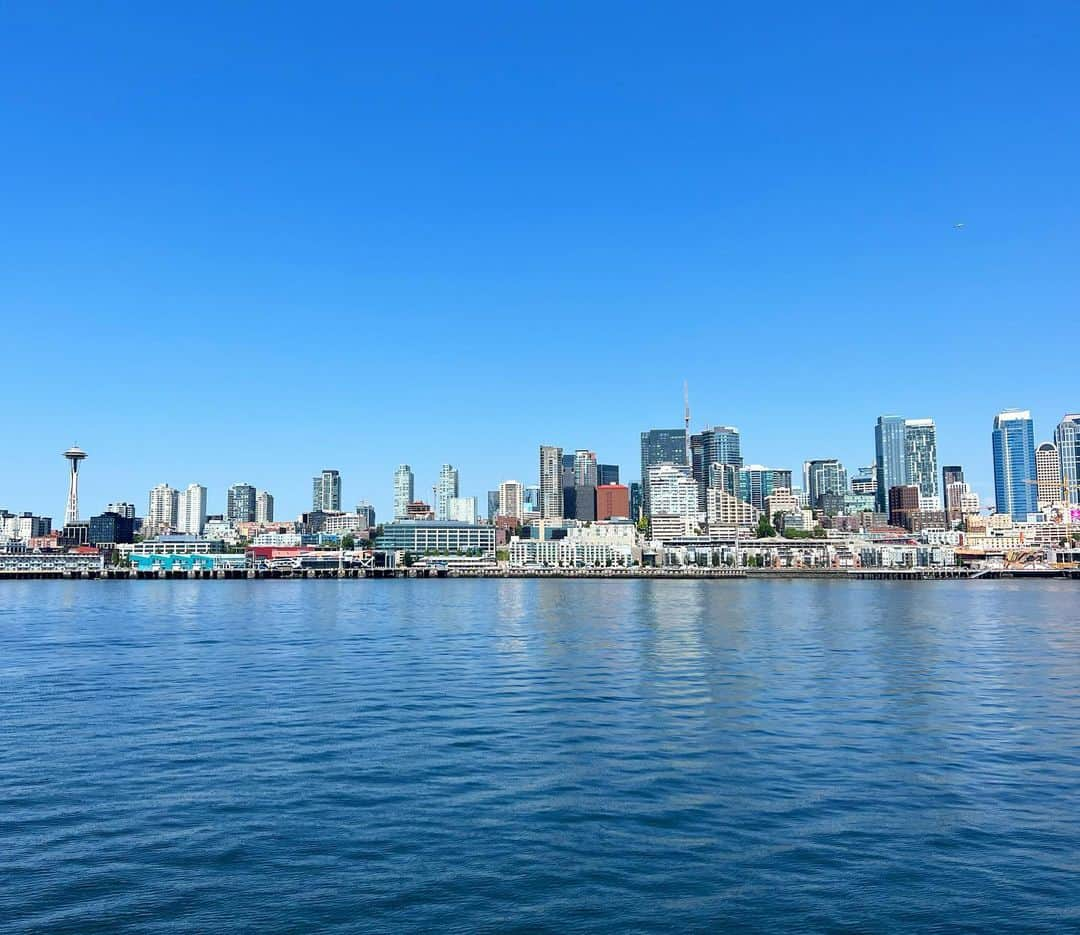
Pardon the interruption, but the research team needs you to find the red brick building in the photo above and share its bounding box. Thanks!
[596,484,630,521]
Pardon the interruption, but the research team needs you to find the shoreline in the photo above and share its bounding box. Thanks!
[1,567,1076,582]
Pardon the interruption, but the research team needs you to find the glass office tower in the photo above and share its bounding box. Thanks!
[992,410,1037,520]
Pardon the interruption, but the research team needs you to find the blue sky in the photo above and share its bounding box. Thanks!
[2,2,1078,521]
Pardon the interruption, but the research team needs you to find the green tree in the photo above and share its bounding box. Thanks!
[755,515,776,539]
[341,534,355,550]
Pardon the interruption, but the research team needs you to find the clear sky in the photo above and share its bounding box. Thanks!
[2,2,1078,521]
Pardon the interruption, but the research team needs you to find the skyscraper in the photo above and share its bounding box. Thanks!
[436,464,459,520]
[256,490,275,524]
[312,470,341,513]
[498,480,524,521]
[690,426,742,504]
[394,465,414,519]
[946,481,978,521]
[177,483,207,535]
[992,410,1037,520]
[356,501,376,528]
[1054,415,1080,506]
[874,416,906,514]
[1035,443,1062,508]
[888,484,921,530]
[63,445,87,525]
[227,483,257,524]
[640,429,689,516]
[904,419,939,502]
[737,466,793,512]
[647,463,699,518]
[564,450,598,521]
[804,459,848,508]
[573,450,598,486]
[941,465,964,521]
[539,445,564,520]
[106,502,136,520]
[875,415,938,509]
[597,463,620,486]
[148,483,179,531]
[523,485,541,515]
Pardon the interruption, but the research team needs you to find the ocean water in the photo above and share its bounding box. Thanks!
[2,579,1078,933]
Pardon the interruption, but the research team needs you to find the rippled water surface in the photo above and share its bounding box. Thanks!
[2,579,1079,933]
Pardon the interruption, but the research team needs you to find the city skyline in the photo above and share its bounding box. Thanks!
[5,401,1079,526]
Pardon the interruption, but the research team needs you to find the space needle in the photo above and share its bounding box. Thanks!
[64,445,87,526]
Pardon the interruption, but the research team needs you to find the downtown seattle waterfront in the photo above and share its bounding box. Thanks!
[3,5,1080,931]
[3,578,1079,933]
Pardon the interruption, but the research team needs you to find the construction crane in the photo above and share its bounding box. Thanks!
[683,380,691,466]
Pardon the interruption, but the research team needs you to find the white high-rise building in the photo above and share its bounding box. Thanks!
[312,470,341,512]
[436,465,459,521]
[960,488,981,515]
[177,484,207,535]
[106,502,136,519]
[904,418,939,499]
[647,463,699,518]
[394,465,414,519]
[256,490,274,524]
[946,481,981,519]
[1035,442,1062,508]
[573,450,598,487]
[498,480,524,521]
[539,446,564,519]
[148,483,179,532]
[446,496,479,524]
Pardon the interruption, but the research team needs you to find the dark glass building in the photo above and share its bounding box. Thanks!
[690,426,742,506]
[571,485,596,521]
[597,463,620,486]
[640,429,689,515]
[89,512,136,545]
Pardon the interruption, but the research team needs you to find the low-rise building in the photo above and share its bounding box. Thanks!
[320,512,370,536]
[506,522,638,567]
[376,520,495,555]
[121,535,225,556]
[252,532,304,547]
[706,488,759,528]
[650,514,699,541]
[0,551,104,573]
[128,553,248,572]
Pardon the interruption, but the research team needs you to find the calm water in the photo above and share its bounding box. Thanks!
[2,579,1078,933]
